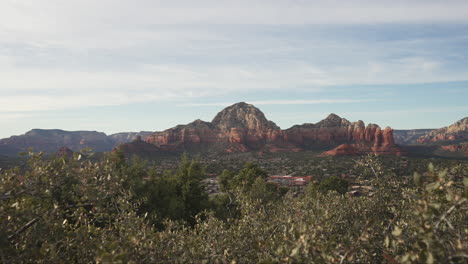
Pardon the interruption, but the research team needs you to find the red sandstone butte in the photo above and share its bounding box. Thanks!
[144,102,404,155]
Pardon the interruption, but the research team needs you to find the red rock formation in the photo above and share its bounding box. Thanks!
[320,144,360,156]
[371,127,405,155]
[146,119,218,151]
[417,117,467,143]
[147,103,286,152]
[320,127,405,156]
[145,102,403,155]
[116,136,165,157]
[440,145,468,157]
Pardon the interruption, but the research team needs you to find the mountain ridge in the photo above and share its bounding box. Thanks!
[145,102,403,155]
[1,103,465,157]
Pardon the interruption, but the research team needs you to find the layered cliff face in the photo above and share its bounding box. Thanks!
[147,103,287,152]
[284,115,381,147]
[212,102,285,149]
[145,102,403,155]
[320,126,405,156]
[116,136,166,157]
[417,117,468,143]
[146,119,219,151]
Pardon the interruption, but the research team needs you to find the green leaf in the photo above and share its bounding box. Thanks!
[425,182,440,192]
[463,177,468,188]
[428,163,434,172]
[392,226,402,237]
[427,252,434,264]
[429,203,441,210]
[446,191,454,202]
[413,172,422,186]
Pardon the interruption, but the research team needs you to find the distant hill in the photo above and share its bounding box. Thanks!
[394,129,434,145]
[416,117,468,143]
[0,129,151,156]
[108,131,153,145]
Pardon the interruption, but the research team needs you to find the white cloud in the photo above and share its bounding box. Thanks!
[0,0,467,117]
[0,56,466,113]
[1,1,468,52]
[349,106,468,116]
[0,62,330,113]
[0,94,177,113]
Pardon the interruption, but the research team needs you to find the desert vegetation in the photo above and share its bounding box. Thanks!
[1,150,467,263]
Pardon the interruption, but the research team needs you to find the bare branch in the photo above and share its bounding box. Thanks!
[8,218,39,240]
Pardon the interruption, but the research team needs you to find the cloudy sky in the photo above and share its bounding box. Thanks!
[1,0,468,138]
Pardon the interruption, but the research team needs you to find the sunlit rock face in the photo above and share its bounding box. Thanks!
[320,144,360,156]
[417,117,468,143]
[144,102,403,155]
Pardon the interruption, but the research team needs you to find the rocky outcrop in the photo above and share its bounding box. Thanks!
[417,117,468,143]
[439,144,468,157]
[320,127,405,156]
[284,115,379,147]
[145,102,403,155]
[283,115,404,155]
[371,127,405,155]
[147,103,289,152]
[146,119,219,151]
[320,144,360,156]
[115,136,166,157]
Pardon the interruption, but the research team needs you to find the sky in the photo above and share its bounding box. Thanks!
[1,0,468,138]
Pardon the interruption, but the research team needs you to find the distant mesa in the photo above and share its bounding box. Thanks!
[0,129,152,156]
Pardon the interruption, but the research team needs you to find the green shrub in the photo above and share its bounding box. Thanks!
[318,175,349,195]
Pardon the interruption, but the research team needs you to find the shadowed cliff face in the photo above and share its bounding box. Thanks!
[0,129,116,156]
[145,102,403,155]
[0,130,154,157]
[116,136,167,157]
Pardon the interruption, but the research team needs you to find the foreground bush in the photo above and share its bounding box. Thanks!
[0,152,466,263]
